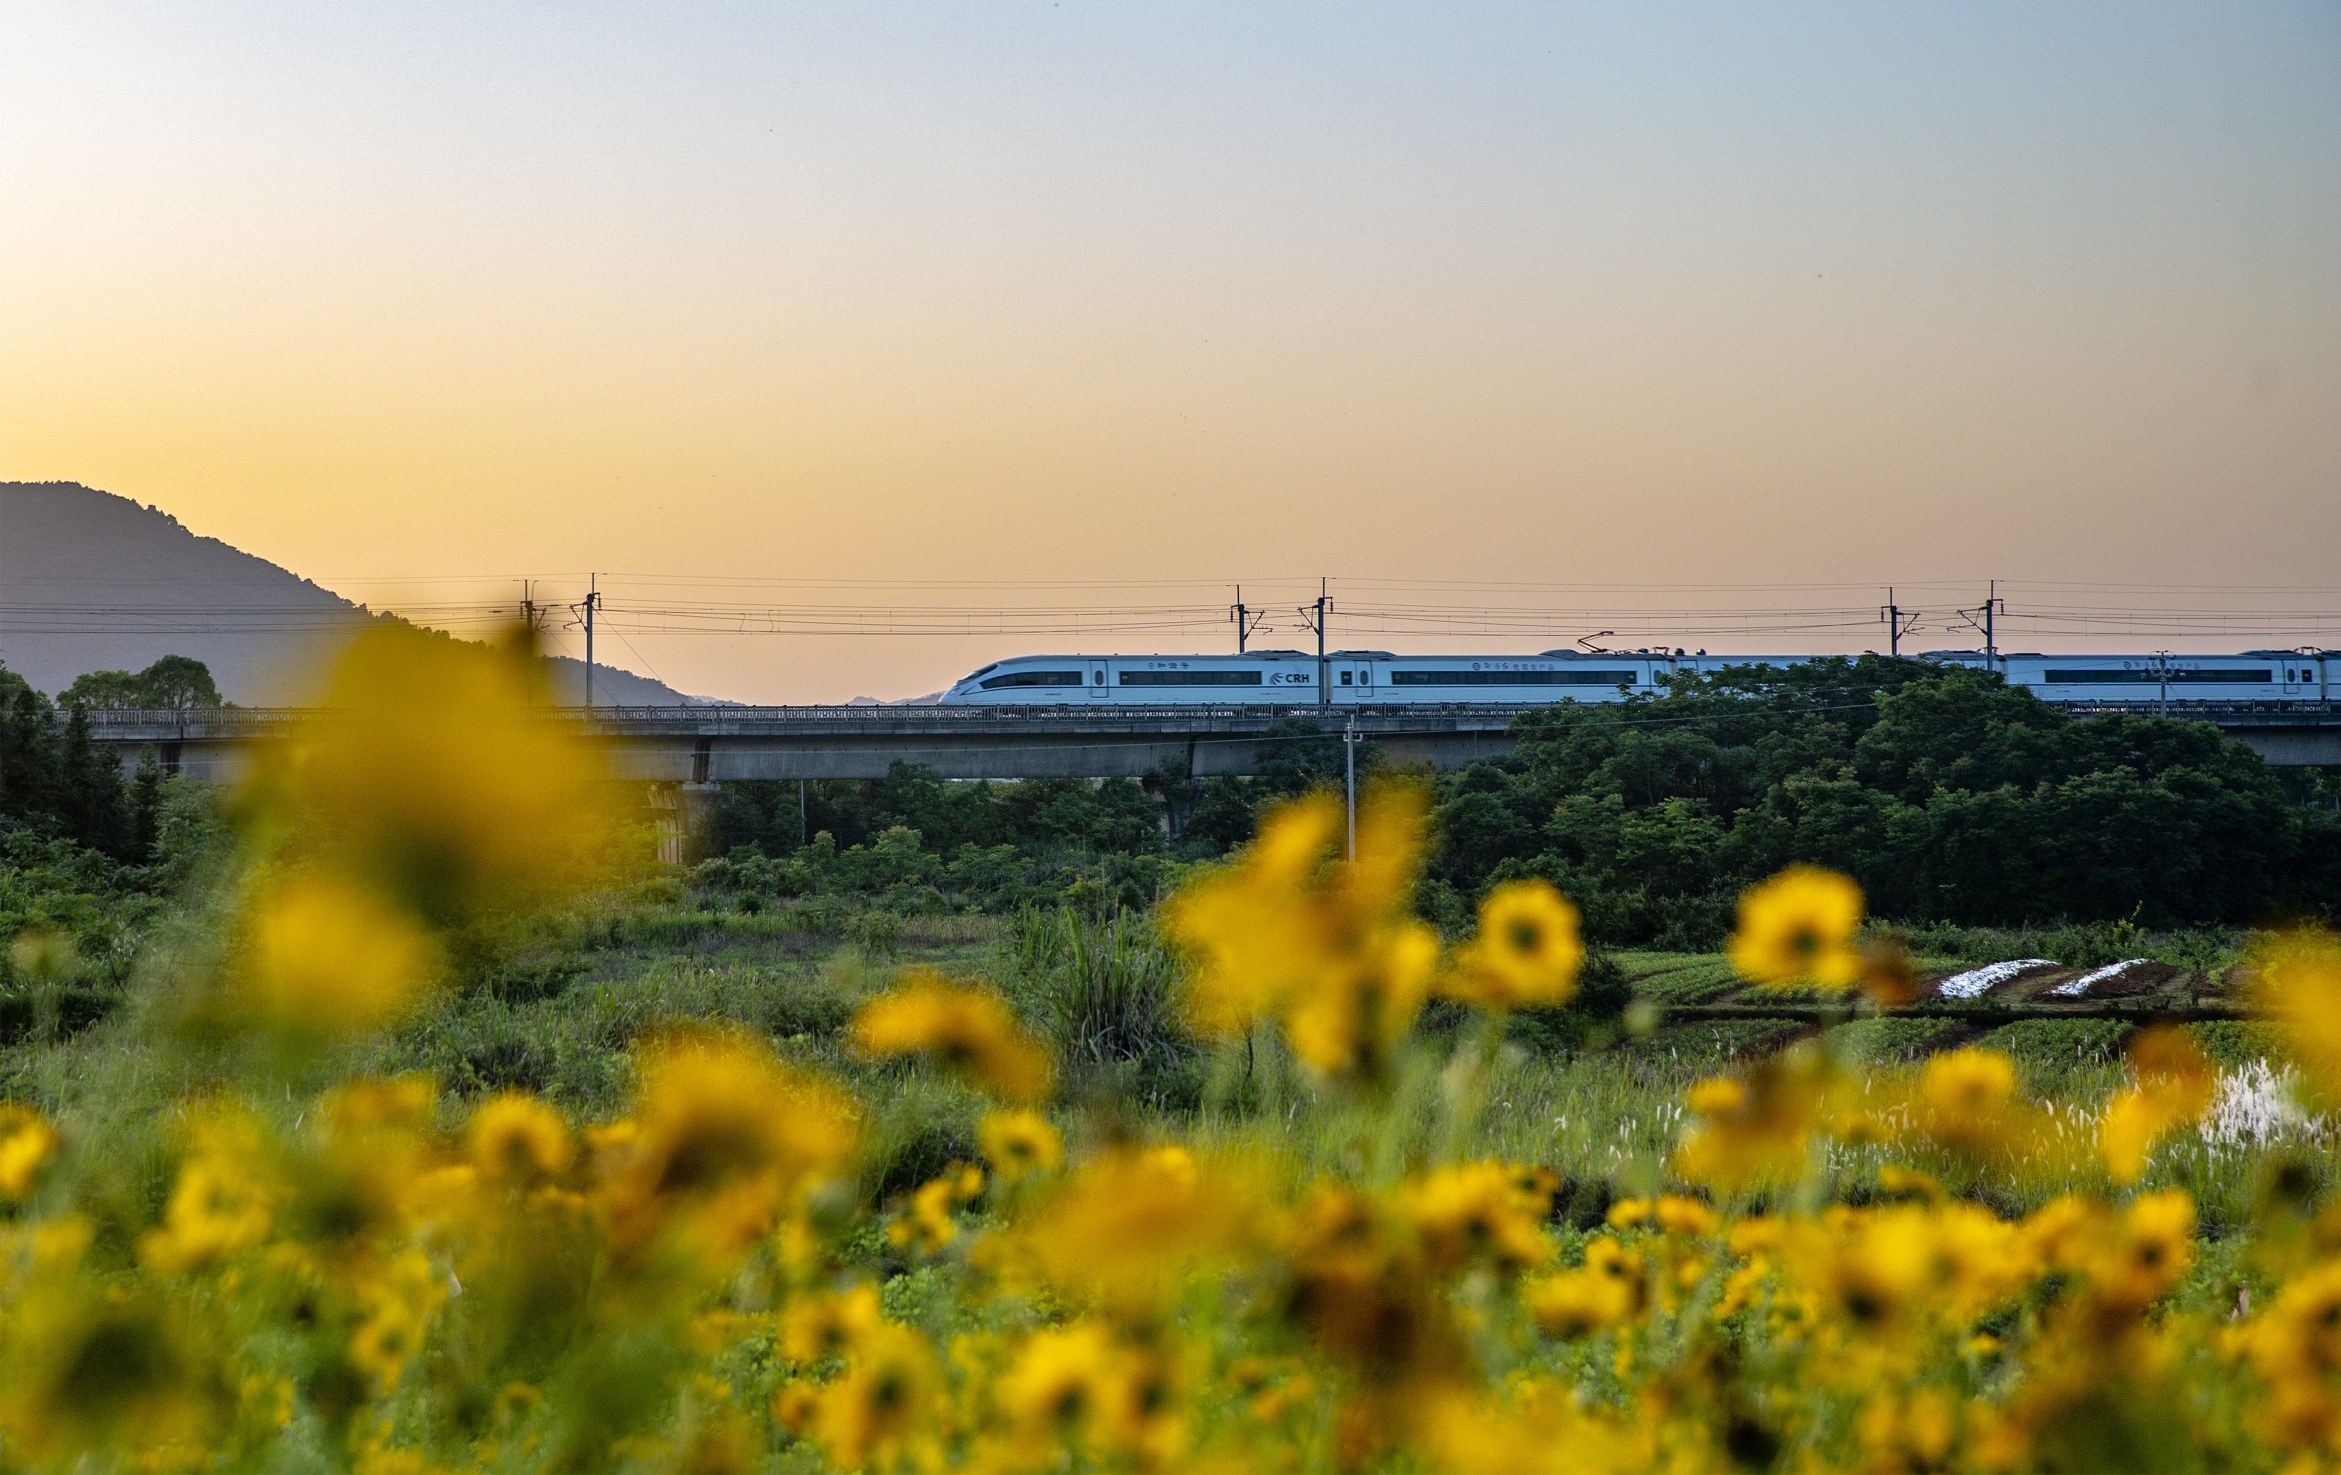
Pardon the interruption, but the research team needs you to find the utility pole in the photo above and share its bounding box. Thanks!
[1230,585,1266,653]
[2155,650,2172,718]
[1955,583,2006,673]
[573,576,602,708]
[1343,714,1359,859]
[1984,579,2000,670]
[519,580,542,706]
[1881,587,1921,658]
[1297,578,1331,709]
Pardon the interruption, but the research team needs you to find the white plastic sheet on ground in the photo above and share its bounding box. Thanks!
[2047,958,2151,998]
[1935,959,2057,999]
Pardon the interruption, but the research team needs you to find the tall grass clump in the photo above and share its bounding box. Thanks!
[1000,905,1196,1104]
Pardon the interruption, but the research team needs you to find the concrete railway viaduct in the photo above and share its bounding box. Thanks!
[81,703,2341,863]
[81,700,2341,783]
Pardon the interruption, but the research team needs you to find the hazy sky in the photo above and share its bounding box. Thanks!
[4,3,2336,700]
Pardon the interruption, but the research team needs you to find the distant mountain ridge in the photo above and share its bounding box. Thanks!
[0,482,716,705]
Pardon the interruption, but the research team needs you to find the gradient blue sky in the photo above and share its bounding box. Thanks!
[4,3,2336,699]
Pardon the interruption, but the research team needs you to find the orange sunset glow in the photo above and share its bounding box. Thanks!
[4,5,2335,700]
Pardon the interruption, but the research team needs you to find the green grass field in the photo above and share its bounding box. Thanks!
[7,888,2288,1231]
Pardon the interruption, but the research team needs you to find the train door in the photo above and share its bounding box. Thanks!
[2283,658,2316,701]
[1086,660,1111,700]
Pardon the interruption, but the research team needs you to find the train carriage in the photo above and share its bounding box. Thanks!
[938,648,2337,708]
[2001,652,2303,707]
[943,650,1670,706]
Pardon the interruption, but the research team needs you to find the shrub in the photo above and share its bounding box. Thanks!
[1002,908,1194,1098]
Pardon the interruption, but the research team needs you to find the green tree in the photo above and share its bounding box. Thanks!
[62,654,224,710]
[59,668,145,707]
[132,654,224,708]
[0,662,142,859]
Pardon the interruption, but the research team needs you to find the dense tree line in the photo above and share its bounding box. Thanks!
[1429,657,2340,940]
[0,662,163,862]
[704,659,2338,938]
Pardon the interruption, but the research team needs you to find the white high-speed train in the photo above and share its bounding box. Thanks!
[938,650,2338,706]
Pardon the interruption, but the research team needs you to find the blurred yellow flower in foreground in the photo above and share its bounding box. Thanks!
[2250,929,2341,1105]
[994,1145,1265,1313]
[1811,1204,1941,1337]
[2086,1189,2196,1313]
[1164,784,1437,1077]
[1858,1388,1960,1473]
[811,1323,938,1471]
[0,1105,58,1201]
[1915,1049,2018,1146]
[779,1283,885,1364]
[1524,1236,1644,1337]
[1904,1047,2079,1175]
[850,971,1053,1103]
[1674,1041,1845,1190]
[1414,1381,1647,1475]
[2247,1258,2341,1451]
[0,1277,227,1465]
[596,1028,858,1266]
[997,1321,1115,1439]
[138,1107,277,1274]
[1607,1193,1718,1237]
[1282,918,1440,1079]
[979,1108,1064,1184]
[238,873,441,1039]
[996,1320,1175,1461]
[2099,1025,2216,1185]
[1855,934,1923,1007]
[1728,865,1864,989]
[1400,1161,1555,1275]
[467,1092,575,1187]
[1449,880,1583,1010]
[1164,793,1344,1037]
[247,625,631,924]
[888,1164,983,1254]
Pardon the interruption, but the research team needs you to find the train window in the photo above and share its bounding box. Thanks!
[1093,670,1105,684]
[978,670,1085,689]
[1340,671,1352,685]
[1390,669,1638,686]
[2041,668,2274,684]
[1117,670,1266,686]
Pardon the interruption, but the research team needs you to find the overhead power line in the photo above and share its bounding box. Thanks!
[5,578,2339,647]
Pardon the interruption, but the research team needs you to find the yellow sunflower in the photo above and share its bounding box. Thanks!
[1727,865,1864,989]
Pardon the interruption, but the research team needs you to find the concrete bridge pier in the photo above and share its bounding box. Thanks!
[2226,727,2341,767]
[648,781,725,866]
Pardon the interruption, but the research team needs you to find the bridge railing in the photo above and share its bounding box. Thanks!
[78,703,1530,733]
[75,697,2341,742]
